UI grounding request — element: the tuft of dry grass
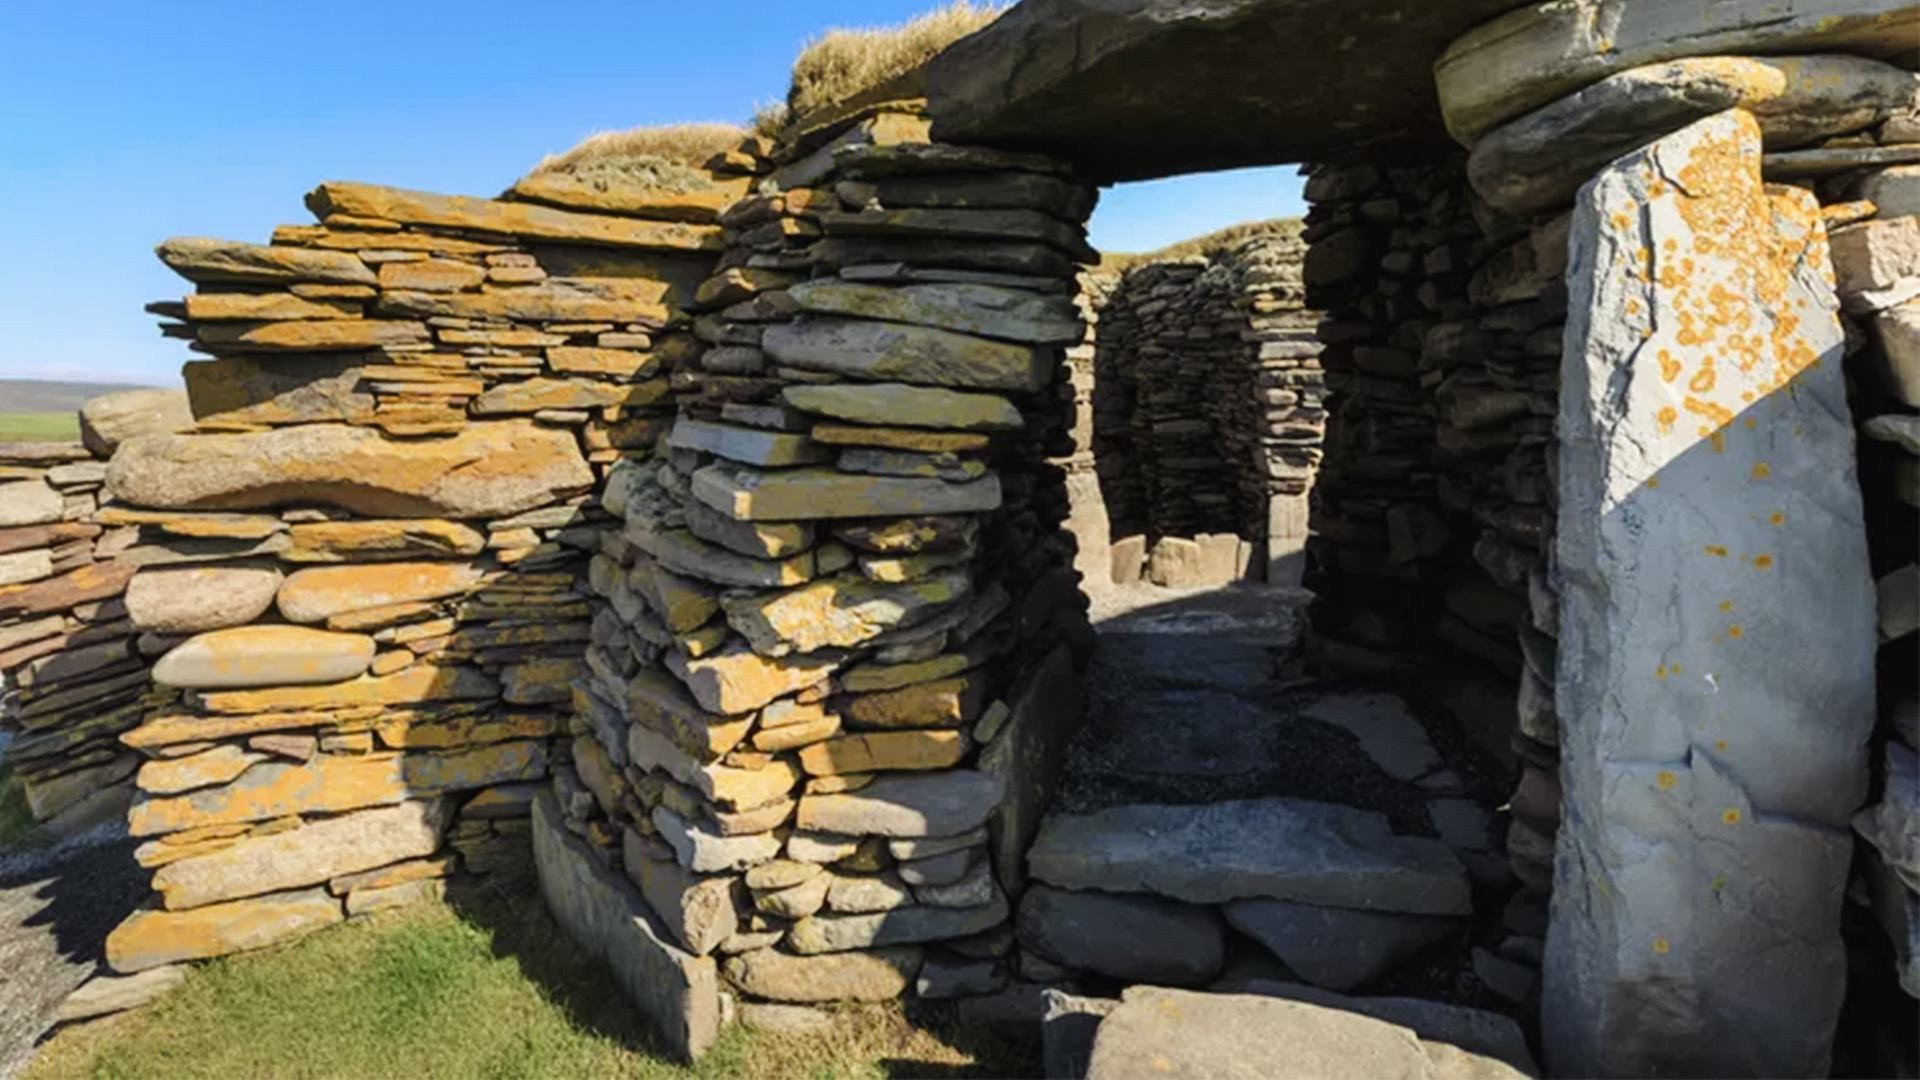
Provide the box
[524,123,748,192]
[1097,217,1305,274]
[788,2,1007,124]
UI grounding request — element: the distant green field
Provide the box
[0,412,80,443]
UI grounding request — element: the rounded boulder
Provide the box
[152,625,376,689]
[126,563,284,633]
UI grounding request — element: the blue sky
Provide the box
[0,1,1304,389]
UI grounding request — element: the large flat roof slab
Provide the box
[925,0,1533,183]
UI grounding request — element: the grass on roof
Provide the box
[25,874,1035,1080]
[523,123,748,192]
[1096,217,1305,274]
[788,2,1007,125]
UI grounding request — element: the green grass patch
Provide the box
[25,876,1034,1080]
[0,761,36,849]
[0,412,80,443]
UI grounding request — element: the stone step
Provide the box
[1026,798,1471,916]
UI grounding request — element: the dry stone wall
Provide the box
[543,105,1097,1053]
[87,151,745,975]
[1087,233,1323,588]
[1,442,144,838]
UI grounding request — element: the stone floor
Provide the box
[1041,581,1524,1009]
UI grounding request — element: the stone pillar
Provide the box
[1546,109,1875,1078]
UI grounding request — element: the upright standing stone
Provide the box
[1549,109,1874,1079]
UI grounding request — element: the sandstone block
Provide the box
[625,833,739,957]
[1225,898,1459,993]
[627,667,755,763]
[628,526,814,589]
[843,675,985,730]
[194,319,430,353]
[667,418,832,468]
[78,388,193,457]
[473,377,668,415]
[136,745,267,796]
[1027,799,1470,915]
[682,499,812,561]
[532,792,720,1062]
[126,563,283,633]
[1873,299,1920,407]
[0,480,63,528]
[108,420,594,519]
[628,723,800,811]
[797,770,1003,838]
[277,561,486,623]
[154,800,447,910]
[798,730,967,776]
[282,520,486,562]
[307,181,724,253]
[691,464,1001,522]
[766,313,1053,393]
[666,642,839,715]
[1831,215,1920,311]
[157,237,377,285]
[722,947,920,1003]
[107,888,344,973]
[652,805,782,873]
[376,258,486,292]
[721,570,968,657]
[152,625,376,689]
[786,891,1008,955]
[782,383,1023,431]
[510,172,752,223]
[181,354,374,428]
[190,663,499,715]
[53,966,186,1023]
[1017,884,1225,986]
[809,424,990,454]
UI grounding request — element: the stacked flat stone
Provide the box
[562,115,1097,1014]
[1428,6,1919,1074]
[1088,233,1322,588]
[1825,120,1920,1003]
[96,151,745,974]
[0,440,143,837]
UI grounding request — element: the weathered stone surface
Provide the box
[691,464,1001,523]
[625,836,739,957]
[283,519,487,562]
[126,563,283,633]
[1027,799,1470,915]
[152,625,376,688]
[0,562,135,617]
[652,805,783,873]
[511,172,752,223]
[0,480,63,528]
[1238,982,1538,1075]
[843,654,973,694]
[1017,884,1225,986]
[194,319,430,353]
[1548,111,1873,1080]
[627,667,754,763]
[783,383,1023,431]
[667,643,839,715]
[108,421,594,518]
[181,354,374,428]
[843,675,985,730]
[1085,987,1531,1080]
[629,526,814,589]
[154,800,447,910]
[1224,898,1458,992]
[380,287,668,324]
[810,425,990,454]
[797,770,1004,838]
[722,571,968,657]
[816,208,1095,263]
[723,947,921,1003]
[53,966,187,1023]
[79,388,193,457]
[548,346,659,379]
[376,258,487,292]
[979,645,1081,895]
[667,418,830,468]
[1469,55,1920,215]
[1435,0,1920,145]
[136,745,267,795]
[307,182,723,252]
[0,549,53,587]
[1832,216,1920,312]
[157,237,377,285]
[1853,165,1920,220]
[278,561,485,623]
[532,792,720,1062]
[1299,693,1440,782]
[629,724,799,812]
[127,740,537,835]
[787,891,1008,954]
[799,730,968,776]
[191,663,500,715]
[925,0,1528,183]
[767,314,1055,396]
[682,499,813,561]
[787,282,1075,354]
[473,377,668,415]
[107,888,344,974]
[1876,299,1920,407]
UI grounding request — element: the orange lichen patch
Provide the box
[1722,808,1743,825]
[1656,770,1678,790]
[1743,416,1758,429]
[1656,406,1678,433]
[1656,665,1669,680]
[1751,463,1772,479]
[1770,513,1785,526]
[1715,739,1729,751]
[1704,545,1729,557]
[1670,664,1681,675]
[1719,600,1735,613]
[1654,937,1671,955]
[1645,477,1660,489]
[1753,555,1774,569]
[1728,625,1745,639]
[1657,350,1681,382]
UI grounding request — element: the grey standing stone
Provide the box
[1016,884,1225,986]
[1549,110,1874,1079]
[531,792,720,1062]
[1026,799,1470,915]
[1084,987,1531,1080]
[1223,898,1459,993]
